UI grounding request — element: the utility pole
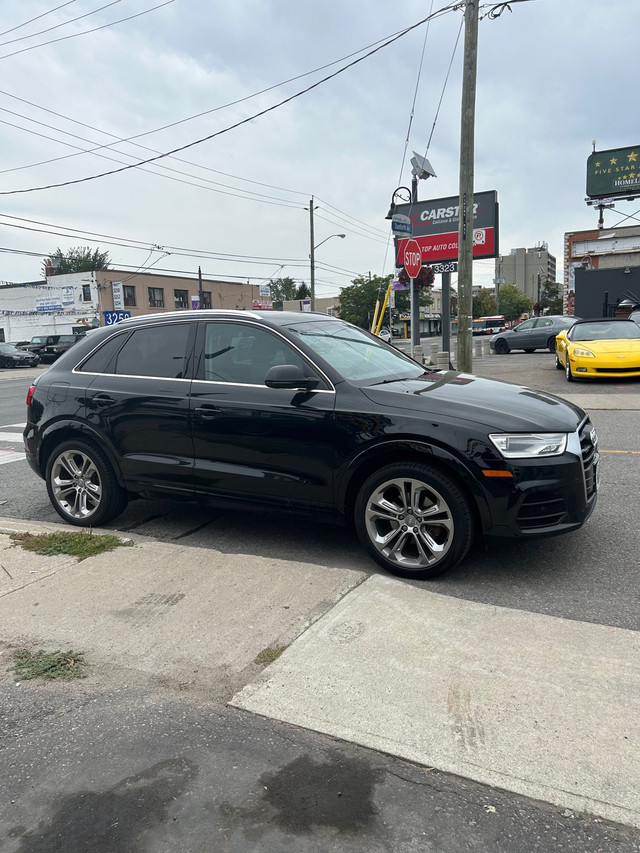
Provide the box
[198,265,204,309]
[456,0,479,374]
[308,197,316,311]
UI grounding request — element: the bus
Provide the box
[451,316,508,336]
[472,315,508,335]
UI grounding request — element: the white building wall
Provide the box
[0,272,100,342]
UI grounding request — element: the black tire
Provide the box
[353,462,474,580]
[45,440,128,527]
[547,336,557,353]
[565,359,574,382]
[494,338,509,355]
[523,348,535,354]
[0,358,13,368]
[555,353,563,370]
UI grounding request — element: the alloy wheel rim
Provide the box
[364,476,454,569]
[51,450,102,519]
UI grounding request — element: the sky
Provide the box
[0,0,638,301]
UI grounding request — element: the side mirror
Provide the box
[265,364,319,390]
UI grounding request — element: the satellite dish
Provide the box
[410,152,437,180]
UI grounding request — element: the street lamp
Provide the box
[310,233,345,311]
[385,186,412,220]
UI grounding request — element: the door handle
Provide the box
[194,404,220,418]
[90,393,115,408]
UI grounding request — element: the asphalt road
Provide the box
[2,356,640,851]
[2,355,639,631]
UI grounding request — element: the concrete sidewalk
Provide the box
[1,517,639,829]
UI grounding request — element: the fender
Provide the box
[37,418,126,485]
[336,437,492,529]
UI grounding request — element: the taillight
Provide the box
[26,385,35,408]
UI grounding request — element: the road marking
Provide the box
[0,448,25,465]
[599,450,640,455]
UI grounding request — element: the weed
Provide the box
[254,645,288,666]
[10,649,87,681]
[10,531,131,562]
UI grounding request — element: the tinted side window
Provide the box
[113,325,190,378]
[200,322,310,385]
[78,333,128,373]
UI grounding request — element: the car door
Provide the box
[530,317,555,348]
[189,320,338,510]
[510,318,536,349]
[83,321,197,496]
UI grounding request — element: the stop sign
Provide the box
[403,239,422,278]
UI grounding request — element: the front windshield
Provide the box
[287,319,425,384]
[570,322,640,342]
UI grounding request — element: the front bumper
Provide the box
[481,417,598,539]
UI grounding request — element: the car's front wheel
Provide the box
[45,440,128,526]
[547,336,557,353]
[555,353,564,370]
[354,463,474,579]
[565,359,574,382]
[494,338,509,355]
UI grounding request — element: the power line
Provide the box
[0,0,125,48]
[0,2,461,196]
[0,1,81,38]
[0,0,175,60]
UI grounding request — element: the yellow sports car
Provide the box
[555,318,640,381]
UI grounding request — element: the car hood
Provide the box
[360,370,585,432]
[570,338,640,354]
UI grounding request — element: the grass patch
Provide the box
[10,531,130,562]
[10,648,87,681]
[254,644,288,666]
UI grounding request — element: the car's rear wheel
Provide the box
[45,440,128,526]
[494,338,509,354]
[547,336,557,353]
[354,463,474,579]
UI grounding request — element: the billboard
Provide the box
[393,190,499,267]
[586,145,640,200]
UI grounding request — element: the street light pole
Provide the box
[309,225,345,312]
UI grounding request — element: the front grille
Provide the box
[517,490,567,529]
[580,417,598,499]
[595,366,640,373]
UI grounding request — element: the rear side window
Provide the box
[78,333,129,374]
[113,324,190,378]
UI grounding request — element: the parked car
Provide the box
[21,333,85,363]
[490,316,579,354]
[555,317,640,381]
[24,310,598,580]
[630,310,640,327]
[377,326,392,343]
[0,343,40,368]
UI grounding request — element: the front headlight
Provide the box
[489,433,568,458]
[571,347,595,358]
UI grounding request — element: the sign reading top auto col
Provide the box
[393,190,499,267]
[586,145,640,200]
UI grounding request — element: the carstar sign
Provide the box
[393,190,499,266]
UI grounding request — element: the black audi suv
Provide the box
[23,310,599,579]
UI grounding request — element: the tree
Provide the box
[540,280,563,315]
[338,274,400,329]
[268,277,309,310]
[472,287,498,318]
[43,247,110,276]
[497,283,532,323]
